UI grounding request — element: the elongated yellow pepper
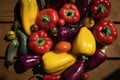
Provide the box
[72,27,96,56]
[20,0,39,35]
[42,51,76,73]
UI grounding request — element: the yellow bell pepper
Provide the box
[20,0,39,35]
[42,51,76,73]
[72,27,96,56]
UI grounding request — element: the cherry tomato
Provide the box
[57,19,65,27]
[55,41,71,52]
[31,24,39,32]
[82,72,89,80]
[83,17,95,28]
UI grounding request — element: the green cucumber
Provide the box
[16,29,28,57]
[5,40,19,68]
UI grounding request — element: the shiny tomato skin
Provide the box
[57,19,65,27]
[55,41,71,52]
[82,72,89,80]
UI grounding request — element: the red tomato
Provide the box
[55,41,71,52]
[57,19,65,27]
[82,72,89,80]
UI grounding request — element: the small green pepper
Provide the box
[6,30,16,41]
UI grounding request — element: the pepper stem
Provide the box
[81,56,88,60]
[98,4,106,13]
[102,26,111,36]
[41,14,50,24]
[36,38,45,46]
[66,9,74,18]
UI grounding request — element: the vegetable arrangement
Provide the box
[5,0,118,80]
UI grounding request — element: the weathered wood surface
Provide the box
[0,0,120,80]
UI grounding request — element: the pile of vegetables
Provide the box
[5,0,118,80]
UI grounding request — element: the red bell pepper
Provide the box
[59,3,80,24]
[28,30,53,54]
[93,19,118,45]
[89,0,111,19]
[37,8,59,30]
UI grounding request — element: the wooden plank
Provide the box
[0,59,33,80]
[88,60,120,80]
[107,0,120,21]
[0,0,17,22]
[0,0,120,22]
[0,23,12,57]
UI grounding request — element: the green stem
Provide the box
[36,38,45,46]
[66,9,74,18]
[102,26,111,36]
[98,4,106,13]
[81,56,88,60]
[41,14,50,24]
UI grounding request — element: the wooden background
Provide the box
[0,0,120,80]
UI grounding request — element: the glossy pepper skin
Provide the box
[85,48,107,71]
[42,51,76,73]
[20,54,41,70]
[37,8,59,30]
[93,19,118,45]
[28,30,53,54]
[59,3,80,24]
[89,0,111,19]
[72,27,96,56]
[20,0,39,35]
[62,59,85,80]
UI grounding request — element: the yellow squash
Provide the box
[72,27,96,56]
[20,0,39,35]
[42,51,76,73]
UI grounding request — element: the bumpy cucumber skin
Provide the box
[5,40,19,68]
[16,30,28,57]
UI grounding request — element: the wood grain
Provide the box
[0,0,17,22]
[0,59,33,80]
[0,23,12,57]
[88,60,120,80]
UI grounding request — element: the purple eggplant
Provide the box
[85,48,107,71]
[75,0,88,16]
[49,0,69,9]
[58,26,80,40]
[20,53,41,70]
[62,59,85,80]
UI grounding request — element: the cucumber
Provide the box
[16,29,28,57]
[5,40,19,68]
